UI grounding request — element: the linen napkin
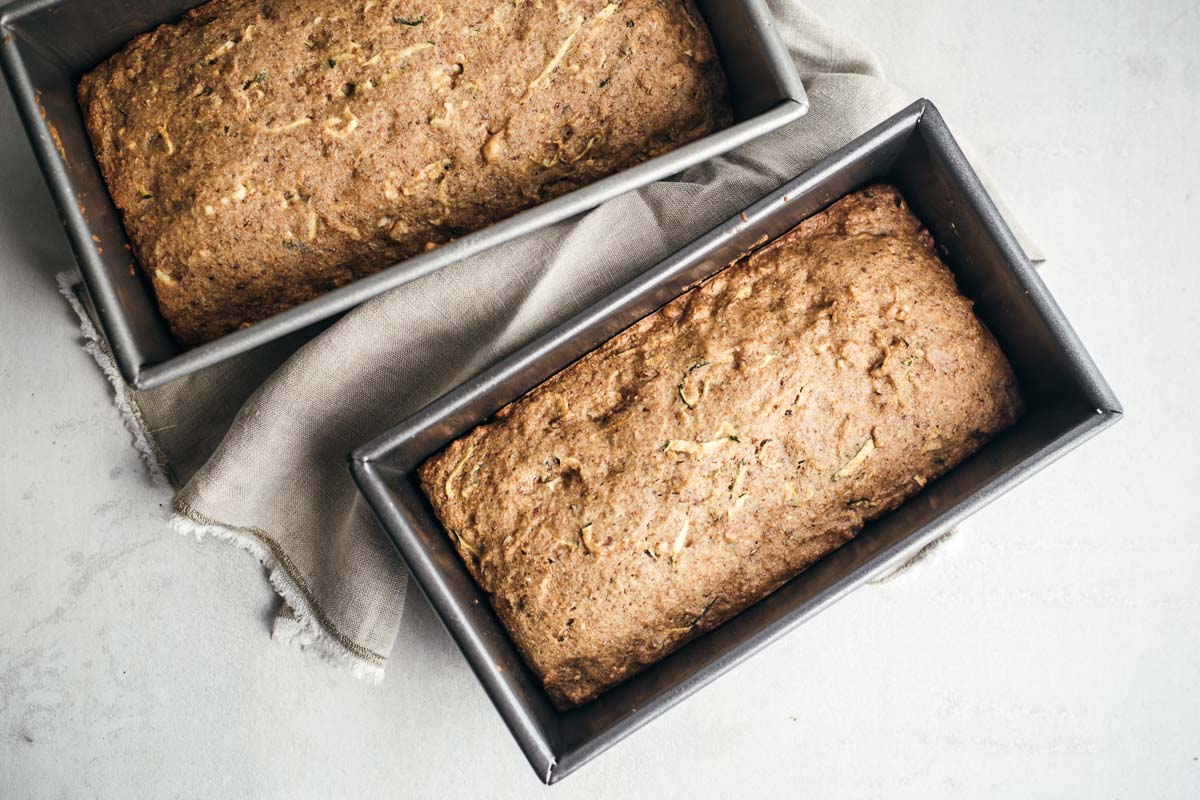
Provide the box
[61,1,1040,680]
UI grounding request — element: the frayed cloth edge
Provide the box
[168,511,386,683]
[59,271,386,683]
[57,272,173,488]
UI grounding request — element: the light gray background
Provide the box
[2,1,1197,797]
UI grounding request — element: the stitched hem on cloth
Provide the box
[58,272,390,682]
[171,503,389,680]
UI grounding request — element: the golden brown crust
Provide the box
[418,185,1023,708]
[78,0,730,345]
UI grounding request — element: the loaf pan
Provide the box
[0,0,807,389]
[350,99,1123,784]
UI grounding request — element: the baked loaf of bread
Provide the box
[418,185,1022,708]
[78,0,730,345]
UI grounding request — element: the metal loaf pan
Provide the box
[353,99,1121,784]
[0,0,807,389]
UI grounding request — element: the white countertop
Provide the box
[2,1,1197,796]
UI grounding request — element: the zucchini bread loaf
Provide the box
[78,0,730,345]
[418,185,1022,708]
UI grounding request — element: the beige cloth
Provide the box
[64,2,1038,679]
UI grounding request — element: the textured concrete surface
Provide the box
[1,1,1198,797]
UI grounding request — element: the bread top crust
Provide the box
[419,185,1022,707]
[79,0,730,344]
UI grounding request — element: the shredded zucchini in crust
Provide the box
[671,520,689,559]
[663,434,738,455]
[522,15,585,99]
[261,117,312,134]
[833,434,875,482]
[323,112,360,139]
[677,361,711,408]
[665,595,718,634]
[449,529,480,560]
[442,441,477,498]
